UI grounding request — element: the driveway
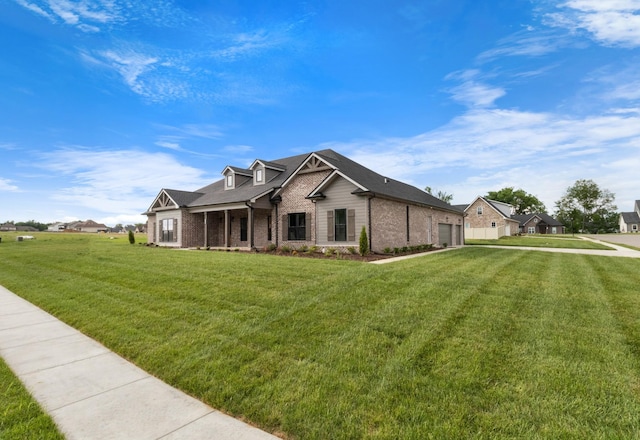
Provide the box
[583,234,640,248]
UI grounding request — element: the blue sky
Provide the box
[1,0,639,226]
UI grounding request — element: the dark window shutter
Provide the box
[173,218,178,242]
[347,209,356,241]
[305,212,311,241]
[282,214,288,239]
[327,210,334,242]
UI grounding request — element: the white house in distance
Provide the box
[619,200,640,233]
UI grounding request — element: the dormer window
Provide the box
[226,174,234,189]
[255,168,263,184]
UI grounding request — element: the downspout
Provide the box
[368,195,374,252]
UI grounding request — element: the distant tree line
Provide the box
[2,220,49,231]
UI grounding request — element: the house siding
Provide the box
[278,170,332,248]
[315,177,367,248]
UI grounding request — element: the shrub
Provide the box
[384,247,392,254]
[308,245,318,253]
[128,230,135,245]
[359,226,369,256]
[347,246,357,255]
[280,245,291,253]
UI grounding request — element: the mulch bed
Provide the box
[258,247,442,262]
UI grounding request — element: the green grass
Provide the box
[0,358,64,439]
[465,234,614,249]
[2,233,640,438]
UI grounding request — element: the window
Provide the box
[255,169,263,183]
[288,213,306,240]
[226,174,233,188]
[633,224,638,231]
[465,222,470,228]
[267,215,272,241]
[334,209,347,241]
[528,226,536,234]
[477,206,483,215]
[160,218,175,242]
[240,217,248,241]
[491,221,496,228]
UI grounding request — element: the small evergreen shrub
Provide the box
[128,230,135,244]
[359,226,369,256]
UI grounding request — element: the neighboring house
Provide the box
[69,220,109,233]
[144,149,465,252]
[0,223,17,231]
[619,200,640,233]
[47,222,66,232]
[511,213,565,234]
[16,225,38,232]
[463,197,520,239]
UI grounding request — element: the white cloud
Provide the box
[38,147,212,216]
[477,29,573,61]
[326,107,640,210]
[547,0,640,47]
[0,177,20,192]
[448,81,506,108]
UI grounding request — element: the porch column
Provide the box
[224,210,230,248]
[247,206,254,248]
[203,212,208,248]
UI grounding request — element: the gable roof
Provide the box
[465,196,516,219]
[145,149,461,214]
[621,211,640,224]
[511,213,563,226]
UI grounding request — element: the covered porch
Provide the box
[187,203,274,250]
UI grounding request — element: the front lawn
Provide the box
[1,233,640,438]
[465,235,614,249]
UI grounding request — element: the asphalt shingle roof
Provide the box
[162,149,460,213]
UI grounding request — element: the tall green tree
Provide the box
[554,179,616,233]
[486,187,546,214]
[424,186,454,204]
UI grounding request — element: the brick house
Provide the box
[511,213,565,234]
[463,196,520,239]
[144,149,464,252]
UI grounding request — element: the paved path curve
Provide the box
[0,285,279,440]
[473,236,640,259]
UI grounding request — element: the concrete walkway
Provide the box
[474,236,640,259]
[0,285,279,440]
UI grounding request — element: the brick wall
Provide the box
[370,198,464,251]
[278,170,331,248]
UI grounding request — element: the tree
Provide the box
[424,186,454,204]
[486,187,546,214]
[554,179,616,233]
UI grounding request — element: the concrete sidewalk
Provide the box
[0,285,279,440]
[475,236,640,259]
